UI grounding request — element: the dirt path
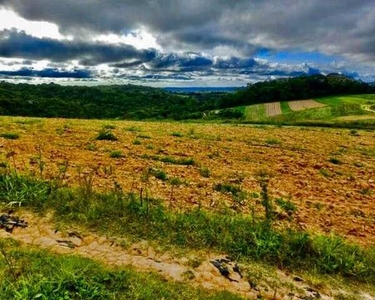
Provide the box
[0,211,371,300]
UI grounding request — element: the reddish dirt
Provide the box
[288,100,325,111]
[265,102,282,116]
[0,116,374,246]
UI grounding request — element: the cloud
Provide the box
[0,67,91,78]
[2,0,375,64]
[0,29,157,65]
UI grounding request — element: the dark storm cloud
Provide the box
[0,29,157,65]
[1,0,375,62]
[0,67,91,78]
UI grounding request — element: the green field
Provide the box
[240,94,375,128]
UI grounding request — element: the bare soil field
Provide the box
[288,100,326,111]
[0,116,374,245]
[265,102,282,117]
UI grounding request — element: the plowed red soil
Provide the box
[265,102,282,116]
[288,100,325,111]
[1,116,374,245]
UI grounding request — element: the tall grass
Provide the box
[0,172,374,282]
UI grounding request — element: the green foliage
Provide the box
[275,198,297,213]
[96,130,118,141]
[0,240,239,300]
[0,132,20,140]
[329,157,343,165]
[1,75,372,122]
[199,167,211,178]
[150,168,168,181]
[132,139,141,145]
[214,183,241,196]
[109,150,123,158]
[102,124,116,129]
[171,132,184,137]
[265,138,281,145]
[143,155,195,166]
[1,172,375,282]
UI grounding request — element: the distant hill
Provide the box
[164,87,242,93]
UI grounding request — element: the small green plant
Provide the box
[328,157,342,165]
[86,143,97,151]
[133,139,141,145]
[125,126,141,132]
[96,130,118,141]
[0,133,19,140]
[350,129,359,136]
[214,183,241,196]
[160,156,195,166]
[138,134,151,139]
[171,132,183,137]
[199,167,211,178]
[150,168,168,181]
[109,150,123,158]
[319,168,331,177]
[275,198,297,213]
[102,124,116,129]
[265,138,281,145]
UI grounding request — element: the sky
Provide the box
[0,0,375,87]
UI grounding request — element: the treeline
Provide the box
[0,82,210,120]
[0,74,373,120]
[217,74,373,109]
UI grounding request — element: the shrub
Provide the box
[96,130,118,141]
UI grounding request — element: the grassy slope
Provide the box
[1,172,375,285]
[0,239,240,300]
[238,94,375,128]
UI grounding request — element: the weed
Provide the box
[319,169,332,178]
[150,168,168,181]
[138,134,151,139]
[96,130,118,141]
[1,172,375,282]
[86,143,97,151]
[125,126,141,132]
[160,156,195,166]
[199,167,211,178]
[171,132,184,137]
[350,129,359,136]
[0,240,240,300]
[265,138,281,145]
[0,133,19,140]
[275,198,297,213]
[102,124,116,129]
[109,150,124,158]
[214,183,241,196]
[353,162,364,168]
[133,139,141,145]
[329,157,342,165]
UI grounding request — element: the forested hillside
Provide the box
[0,74,373,120]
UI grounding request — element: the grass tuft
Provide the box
[0,132,20,140]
